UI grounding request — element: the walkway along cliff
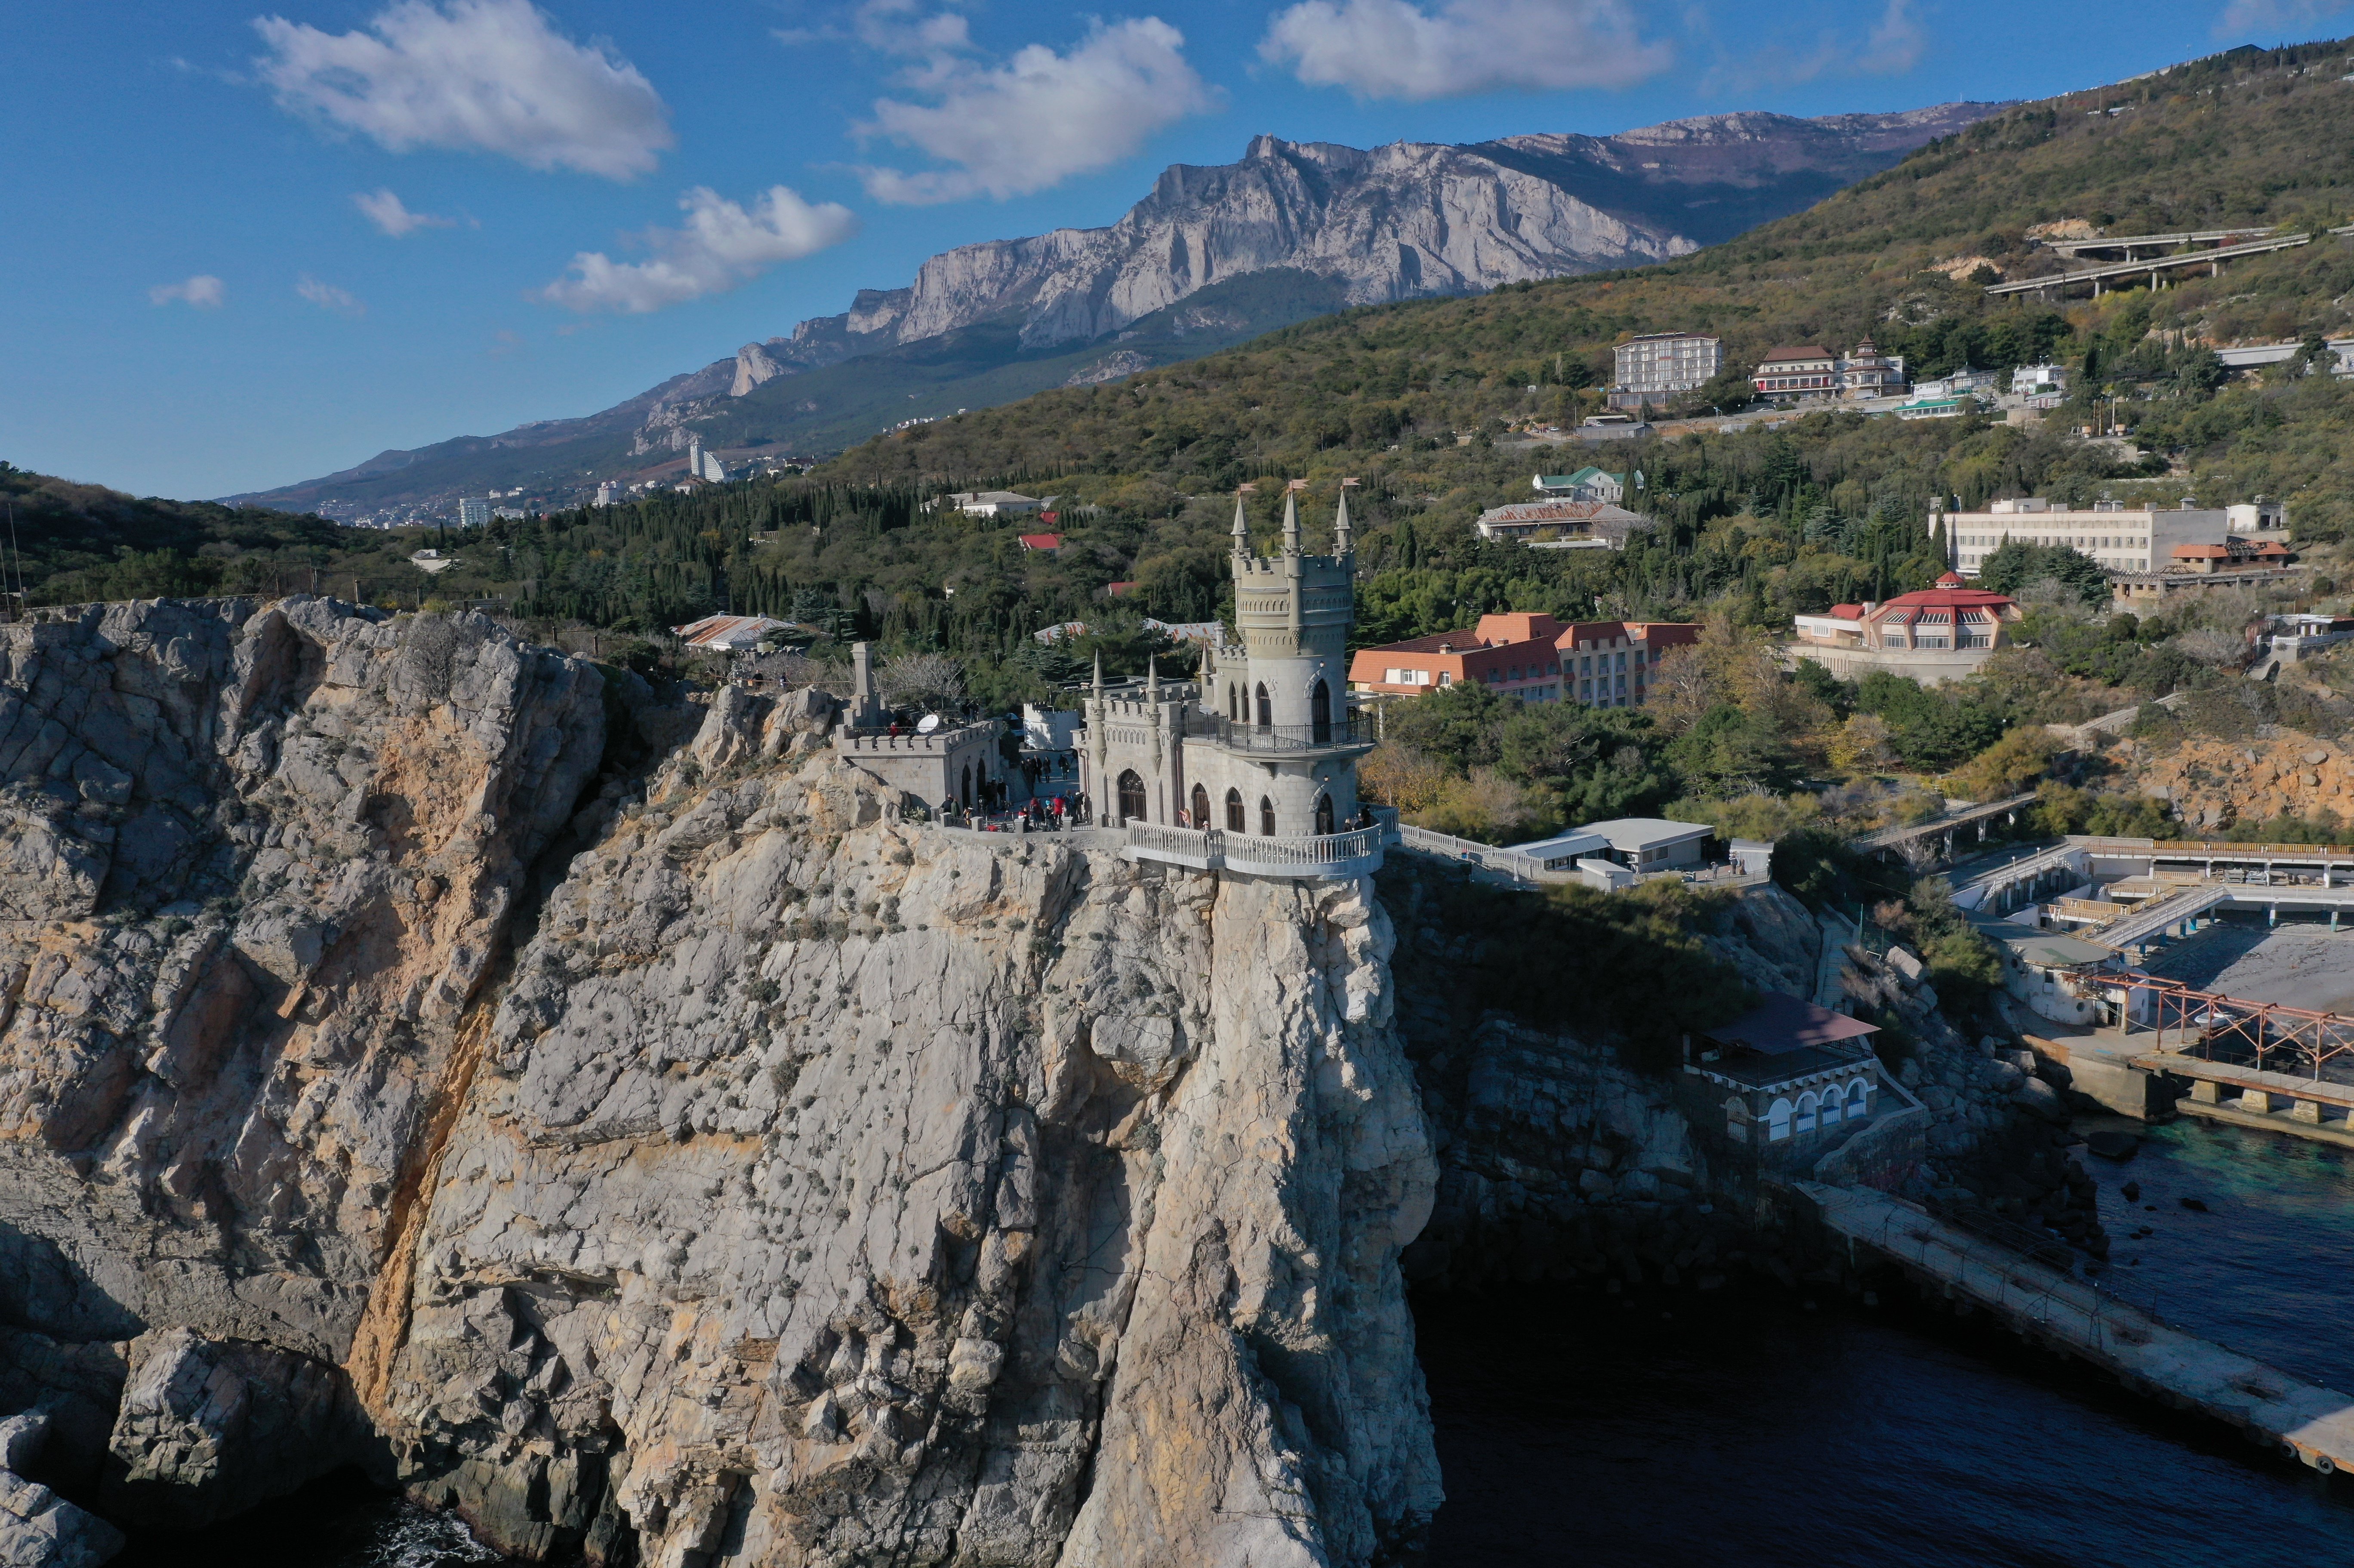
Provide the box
[0,597,1437,1565]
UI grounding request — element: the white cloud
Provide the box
[1693,0,1932,93]
[539,185,861,313]
[1858,0,1926,75]
[854,18,1218,205]
[253,0,673,179]
[2217,0,2353,32]
[297,275,367,316]
[354,187,456,236]
[1259,0,1670,100]
[149,275,225,308]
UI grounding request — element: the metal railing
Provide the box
[1123,821,1383,876]
[1179,712,1371,753]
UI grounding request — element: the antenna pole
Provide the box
[5,501,22,616]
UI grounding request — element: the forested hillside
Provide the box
[813,39,2354,529]
[15,40,2354,875]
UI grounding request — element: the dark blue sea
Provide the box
[1417,1116,2354,1566]
[128,1119,2354,1566]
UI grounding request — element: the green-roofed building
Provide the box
[1532,467,1625,503]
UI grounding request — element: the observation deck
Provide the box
[1120,821,1385,880]
[1179,711,1375,757]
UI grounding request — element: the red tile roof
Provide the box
[1017,533,1064,551]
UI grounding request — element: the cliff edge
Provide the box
[0,602,1437,1565]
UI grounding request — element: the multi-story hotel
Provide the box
[1944,496,2289,578]
[1607,333,1722,409]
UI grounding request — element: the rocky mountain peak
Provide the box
[222,99,2002,515]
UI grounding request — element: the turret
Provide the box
[1334,479,1356,559]
[1231,485,1254,561]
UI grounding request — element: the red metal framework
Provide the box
[2099,973,2354,1080]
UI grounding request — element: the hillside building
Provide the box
[1752,345,1838,399]
[943,491,1045,517]
[673,614,793,651]
[1838,337,1905,396]
[1076,485,1382,880]
[1789,574,2023,683]
[1914,366,2001,400]
[456,498,491,527]
[1753,341,1908,402]
[1607,333,1721,409]
[1475,498,1650,548]
[1943,496,2290,578]
[1533,467,1626,503]
[2169,537,2293,573]
[1346,613,1698,708]
[1688,993,1888,1147]
[684,437,727,485]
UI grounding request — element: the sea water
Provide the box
[1415,1115,2354,1565]
[140,1121,2354,1566]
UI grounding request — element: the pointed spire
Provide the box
[1146,652,1160,699]
[1092,648,1104,699]
[1282,487,1301,554]
[1231,483,1255,557]
[1334,478,1357,556]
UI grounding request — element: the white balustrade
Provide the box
[1121,822,1383,878]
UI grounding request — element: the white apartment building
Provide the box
[456,498,491,527]
[1608,333,1721,409]
[1944,496,2286,577]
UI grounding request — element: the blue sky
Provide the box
[5,0,2348,499]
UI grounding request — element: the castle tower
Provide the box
[1076,480,1379,878]
[1228,481,1354,736]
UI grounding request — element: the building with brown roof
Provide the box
[1475,498,1651,548]
[1787,573,2022,683]
[1347,613,1698,708]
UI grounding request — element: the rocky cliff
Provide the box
[225,104,1997,516]
[0,602,1438,1565]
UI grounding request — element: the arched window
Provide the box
[1313,793,1334,836]
[1848,1079,1871,1118]
[1117,770,1148,826]
[1819,1091,1842,1127]
[1795,1092,1818,1135]
[960,764,971,806]
[1254,683,1271,728]
[1225,788,1246,832]
[1190,783,1210,829]
[1766,1099,1792,1142]
[1259,796,1276,836]
[1311,678,1332,744]
[1227,683,1239,721]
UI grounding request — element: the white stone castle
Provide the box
[1078,483,1382,880]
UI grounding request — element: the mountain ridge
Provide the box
[224,102,1999,517]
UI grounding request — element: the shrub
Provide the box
[1376,866,1753,1075]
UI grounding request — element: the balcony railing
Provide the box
[1179,712,1371,753]
[1122,822,1384,879]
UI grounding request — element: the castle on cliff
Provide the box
[1078,483,1382,880]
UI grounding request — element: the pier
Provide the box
[1802,1182,2354,1475]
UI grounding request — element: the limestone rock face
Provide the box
[373,718,1439,1565]
[103,1328,363,1531]
[0,601,607,1365]
[0,604,1437,1562]
[0,1471,124,1568]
